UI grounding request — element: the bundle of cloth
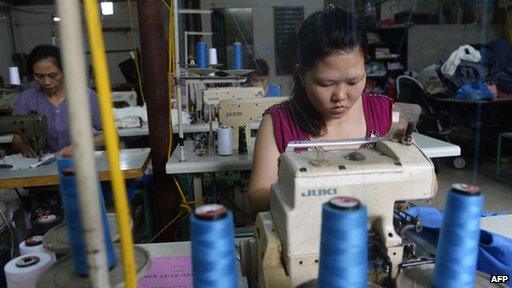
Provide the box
[439,38,512,100]
[114,105,148,128]
[114,105,191,128]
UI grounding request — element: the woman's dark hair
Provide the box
[249,59,270,77]
[291,6,367,137]
[26,45,62,75]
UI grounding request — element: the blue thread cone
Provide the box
[433,183,483,288]
[318,197,368,288]
[196,42,208,69]
[191,204,237,288]
[232,42,243,70]
[57,156,117,276]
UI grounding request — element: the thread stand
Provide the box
[223,69,253,77]
[43,213,132,255]
[185,67,219,76]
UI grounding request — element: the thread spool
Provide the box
[19,236,56,262]
[9,67,20,85]
[4,253,54,288]
[209,48,218,65]
[318,197,368,288]
[56,155,117,276]
[32,214,60,235]
[433,183,483,288]
[232,42,243,70]
[217,125,233,156]
[238,126,247,154]
[196,42,208,69]
[191,204,237,288]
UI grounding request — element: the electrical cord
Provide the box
[127,0,146,105]
[147,210,183,243]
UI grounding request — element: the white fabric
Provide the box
[114,105,191,128]
[171,108,191,126]
[441,45,481,76]
[114,105,148,128]
[0,153,54,170]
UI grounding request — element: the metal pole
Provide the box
[56,1,110,287]
[137,0,179,240]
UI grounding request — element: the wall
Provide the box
[200,0,324,96]
[408,24,503,72]
[7,2,140,87]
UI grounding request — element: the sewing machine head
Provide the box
[246,104,440,287]
[269,139,435,285]
[0,114,48,154]
[202,87,265,106]
[218,96,288,150]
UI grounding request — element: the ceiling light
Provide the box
[52,16,61,22]
[101,1,114,16]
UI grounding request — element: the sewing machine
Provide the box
[218,96,288,151]
[202,87,265,106]
[239,104,443,287]
[111,91,137,108]
[200,87,265,155]
[0,114,47,154]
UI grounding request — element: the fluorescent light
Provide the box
[52,16,61,22]
[101,1,114,16]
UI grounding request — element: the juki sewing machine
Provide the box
[0,114,47,155]
[239,104,447,287]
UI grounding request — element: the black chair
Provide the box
[396,75,466,169]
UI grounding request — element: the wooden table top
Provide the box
[0,148,150,189]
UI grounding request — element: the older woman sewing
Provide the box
[11,45,103,157]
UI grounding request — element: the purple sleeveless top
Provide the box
[264,92,394,153]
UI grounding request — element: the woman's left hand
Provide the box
[57,145,71,155]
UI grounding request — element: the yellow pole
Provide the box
[82,1,137,287]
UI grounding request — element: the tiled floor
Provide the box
[414,159,512,213]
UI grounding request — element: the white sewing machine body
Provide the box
[248,139,436,287]
[202,87,264,106]
[111,91,137,107]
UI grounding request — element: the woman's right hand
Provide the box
[20,144,37,158]
[12,134,37,158]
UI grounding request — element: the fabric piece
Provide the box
[0,153,53,170]
[264,92,394,153]
[441,45,482,76]
[479,38,512,93]
[138,256,192,288]
[451,60,489,88]
[12,87,102,153]
[171,108,191,126]
[456,82,494,101]
[416,64,449,95]
[407,206,444,229]
[407,206,512,285]
[114,105,148,128]
[266,83,281,97]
